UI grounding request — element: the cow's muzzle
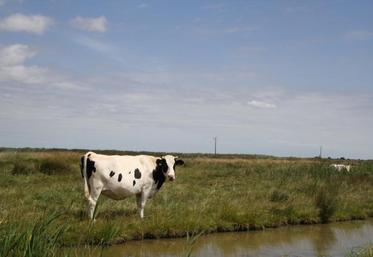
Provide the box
[168,176,175,181]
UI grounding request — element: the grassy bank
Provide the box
[0,149,373,250]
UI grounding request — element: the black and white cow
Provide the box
[330,164,351,172]
[80,152,184,219]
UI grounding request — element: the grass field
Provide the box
[0,148,373,256]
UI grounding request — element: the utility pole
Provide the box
[213,136,217,155]
[319,145,322,158]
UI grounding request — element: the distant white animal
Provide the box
[80,152,184,219]
[330,164,351,172]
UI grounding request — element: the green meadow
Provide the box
[0,148,373,256]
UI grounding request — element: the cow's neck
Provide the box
[152,166,166,190]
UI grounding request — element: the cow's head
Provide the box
[156,155,184,181]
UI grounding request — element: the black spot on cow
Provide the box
[109,171,115,177]
[133,180,136,186]
[86,158,96,179]
[88,153,91,157]
[80,156,84,178]
[118,173,122,182]
[152,158,168,190]
[134,168,141,179]
[156,158,168,172]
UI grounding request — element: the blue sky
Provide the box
[0,0,373,158]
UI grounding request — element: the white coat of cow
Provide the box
[330,164,351,172]
[80,152,184,219]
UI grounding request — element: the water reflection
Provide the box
[85,219,373,257]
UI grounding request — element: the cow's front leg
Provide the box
[136,191,149,219]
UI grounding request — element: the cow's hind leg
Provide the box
[136,191,149,219]
[87,185,103,220]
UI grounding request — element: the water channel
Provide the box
[85,219,373,257]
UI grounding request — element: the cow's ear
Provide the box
[156,158,162,166]
[156,158,167,166]
[175,159,184,166]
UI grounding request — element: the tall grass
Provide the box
[39,156,73,175]
[0,212,122,257]
[270,190,289,203]
[0,213,68,257]
[11,155,39,175]
[183,231,204,257]
[315,184,339,223]
[7,152,77,176]
[0,149,372,247]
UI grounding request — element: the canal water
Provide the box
[86,219,373,257]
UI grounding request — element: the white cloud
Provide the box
[0,44,84,89]
[0,44,37,66]
[0,44,48,84]
[247,100,277,109]
[1,62,373,158]
[120,70,257,86]
[74,36,127,65]
[0,13,54,34]
[0,64,48,84]
[70,16,107,32]
[345,30,373,41]
[75,36,113,53]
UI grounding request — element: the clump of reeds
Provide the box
[347,245,373,257]
[39,156,73,175]
[270,190,289,203]
[0,213,68,257]
[315,185,339,223]
[11,155,39,175]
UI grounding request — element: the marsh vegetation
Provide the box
[0,148,372,256]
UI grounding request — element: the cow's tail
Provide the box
[81,152,92,199]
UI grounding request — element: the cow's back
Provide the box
[87,153,156,199]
